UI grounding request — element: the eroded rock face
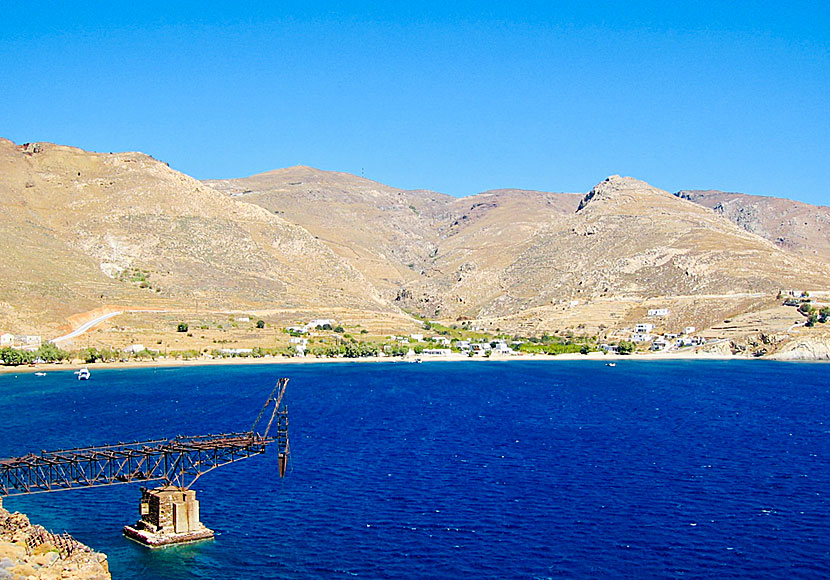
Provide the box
[676,189,830,263]
[769,337,830,360]
[0,499,110,580]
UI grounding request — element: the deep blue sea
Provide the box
[1,360,828,579]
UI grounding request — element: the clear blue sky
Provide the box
[2,1,828,203]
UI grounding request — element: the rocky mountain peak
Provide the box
[576,175,663,211]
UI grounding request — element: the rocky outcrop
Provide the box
[676,189,830,263]
[0,498,110,580]
[768,337,830,361]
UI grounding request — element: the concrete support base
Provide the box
[123,486,214,548]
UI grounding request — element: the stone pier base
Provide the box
[123,486,214,548]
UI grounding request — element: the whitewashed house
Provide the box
[683,326,696,335]
[492,341,515,355]
[0,333,13,347]
[648,308,669,317]
[650,338,669,351]
[635,323,654,333]
[305,319,336,331]
[17,335,41,348]
[631,333,653,343]
[424,348,452,356]
[124,344,146,354]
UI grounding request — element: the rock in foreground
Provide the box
[0,498,110,580]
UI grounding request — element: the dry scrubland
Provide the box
[1,137,830,359]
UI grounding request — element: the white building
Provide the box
[431,336,451,346]
[631,333,653,343]
[424,348,452,356]
[0,333,13,347]
[16,335,41,348]
[456,341,471,351]
[492,341,515,355]
[237,316,250,323]
[124,344,146,354]
[648,308,670,317]
[289,337,308,346]
[650,339,669,351]
[305,319,336,330]
[683,326,696,335]
[635,323,654,333]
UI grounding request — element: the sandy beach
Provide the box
[0,349,745,376]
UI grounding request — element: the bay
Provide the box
[1,360,828,579]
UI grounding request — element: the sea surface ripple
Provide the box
[0,360,828,579]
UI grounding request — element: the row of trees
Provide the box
[0,342,71,366]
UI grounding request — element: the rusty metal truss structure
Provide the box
[0,378,290,497]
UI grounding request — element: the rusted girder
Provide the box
[0,379,290,497]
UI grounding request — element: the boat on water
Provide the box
[606,362,616,367]
[75,368,91,380]
[34,372,47,377]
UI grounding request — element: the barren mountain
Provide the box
[208,167,829,336]
[205,167,454,294]
[676,190,830,263]
[0,139,391,335]
[207,169,583,306]
[397,176,830,332]
[3,137,829,344]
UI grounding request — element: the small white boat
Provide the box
[34,372,47,377]
[75,368,91,380]
[606,362,616,367]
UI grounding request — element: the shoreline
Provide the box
[0,350,756,375]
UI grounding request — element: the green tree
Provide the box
[617,341,635,355]
[1,347,31,366]
[334,325,345,333]
[256,320,265,329]
[36,342,69,363]
[80,347,100,363]
[177,322,189,332]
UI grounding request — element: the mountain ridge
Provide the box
[2,137,829,348]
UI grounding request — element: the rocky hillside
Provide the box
[676,190,830,263]
[207,166,830,335]
[208,170,583,305]
[2,136,829,341]
[398,176,830,327]
[206,166,455,294]
[0,139,392,334]
[0,498,110,580]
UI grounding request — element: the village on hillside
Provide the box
[2,290,827,367]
